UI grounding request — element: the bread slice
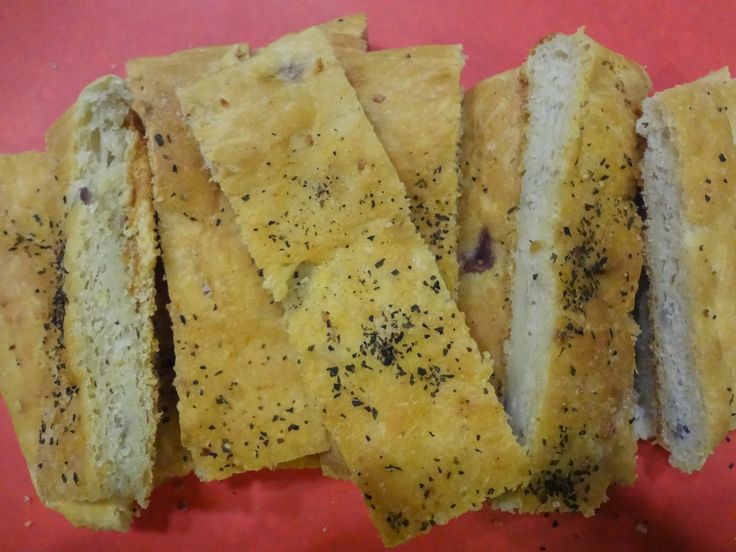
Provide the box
[0,151,140,529]
[636,68,736,471]
[127,44,332,479]
[499,30,651,514]
[341,46,464,294]
[177,26,528,546]
[314,45,464,478]
[33,75,158,509]
[457,68,525,400]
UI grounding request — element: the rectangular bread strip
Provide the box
[637,69,736,471]
[177,26,529,545]
[127,45,331,479]
[457,68,525,400]
[500,30,651,514]
[0,151,138,530]
[341,46,464,294]
[319,45,465,479]
[37,76,159,508]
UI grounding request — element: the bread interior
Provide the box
[65,81,155,503]
[505,35,583,444]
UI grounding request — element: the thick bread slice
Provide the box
[457,68,525,400]
[341,46,464,294]
[500,31,651,514]
[37,76,158,508]
[0,152,135,529]
[177,26,529,546]
[636,68,736,471]
[127,45,331,479]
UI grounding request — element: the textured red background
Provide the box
[1,1,735,551]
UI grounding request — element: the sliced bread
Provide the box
[636,68,736,471]
[36,75,158,508]
[499,30,651,514]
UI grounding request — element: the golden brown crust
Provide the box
[457,68,525,399]
[499,32,651,515]
[127,45,330,480]
[341,46,464,294]
[646,69,736,461]
[177,26,528,545]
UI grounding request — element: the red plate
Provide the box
[1,1,735,550]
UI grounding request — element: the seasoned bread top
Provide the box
[342,46,464,294]
[177,27,413,302]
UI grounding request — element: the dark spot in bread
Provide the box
[79,187,92,205]
[277,61,305,82]
[461,227,494,273]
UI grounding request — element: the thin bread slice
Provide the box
[341,46,464,294]
[34,75,159,508]
[0,152,137,529]
[456,67,525,400]
[127,44,331,479]
[500,30,651,514]
[177,26,529,546]
[636,68,736,471]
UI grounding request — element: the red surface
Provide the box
[1,1,736,550]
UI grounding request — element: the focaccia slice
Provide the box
[36,76,158,509]
[637,68,736,471]
[0,151,140,529]
[127,44,330,479]
[500,31,651,515]
[456,68,525,400]
[318,45,464,478]
[341,46,464,294]
[177,26,528,546]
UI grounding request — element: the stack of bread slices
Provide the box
[1,14,733,547]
